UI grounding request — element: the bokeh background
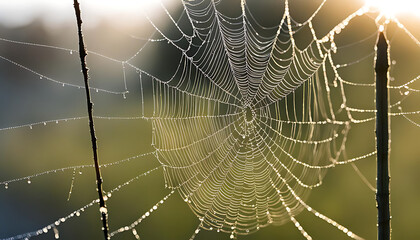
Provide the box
[0,0,420,239]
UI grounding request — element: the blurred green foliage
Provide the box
[1,0,420,239]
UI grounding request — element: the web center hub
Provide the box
[243,106,256,123]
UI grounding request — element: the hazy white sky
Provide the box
[366,0,420,18]
[0,0,160,28]
[0,0,419,28]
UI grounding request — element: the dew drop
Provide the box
[335,27,342,34]
[4,183,8,189]
[331,42,337,53]
[53,227,60,239]
[39,76,43,80]
[27,179,31,184]
[29,125,33,130]
[70,50,73,55]
[99,207,108,214]
[43,122,47,126]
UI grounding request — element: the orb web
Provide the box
[152,0,360,238]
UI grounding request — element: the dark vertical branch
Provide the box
[375,31,390,240]
[73,1,109,239]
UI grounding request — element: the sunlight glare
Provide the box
[365,0,420,18]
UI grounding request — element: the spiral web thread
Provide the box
[0,0,419,239]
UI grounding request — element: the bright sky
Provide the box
[0,0,160,28]
[365,0,420,18]
[0,0,419,28]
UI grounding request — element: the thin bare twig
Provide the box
[73,1,109,239]
[375,31,390,240]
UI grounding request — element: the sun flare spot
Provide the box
[365,0,420,18]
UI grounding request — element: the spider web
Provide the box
[0,0,420,239]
